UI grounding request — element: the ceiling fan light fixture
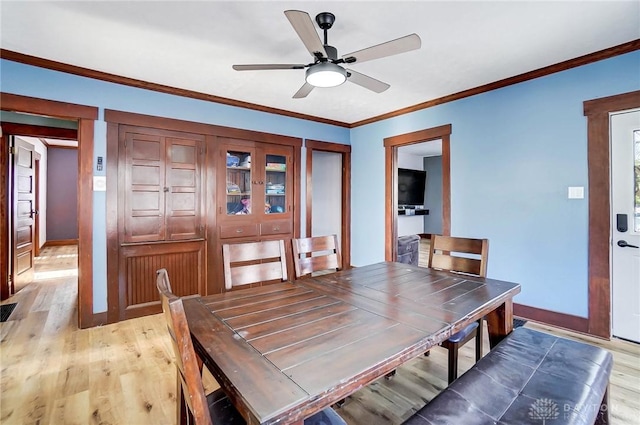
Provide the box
[305,62,347,88]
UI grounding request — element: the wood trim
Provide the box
[384,126,452,261]
[342,151,352,269]
[584,90,640,116]
[441,134,451,236]
[353,39,640,127]
[0,93,96,329]
[91,311,108,327]
[583,90,640,339]
[0,133,8,301]
[1,50,349,128]
[303,140,352,268]
[0,123,77,140]
[77,118,94,329]
[42,239,79,247]
[0,92,98,120]
[104,109,302,147]
[514,303,589,335]
[106,123,119,323]
[205,135,218,296]
[5,41,637,130]
[383,125,452,148]
[305,140,351,153]
[305,145,313,239]
[384,144,397,262]
[293,143,302,240]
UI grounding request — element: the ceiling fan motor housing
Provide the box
[315,12,335,29]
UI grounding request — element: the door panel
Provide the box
[611,109,640,343]
[12,138,36,293]
[124,132,165,243]
[166,138,202,240]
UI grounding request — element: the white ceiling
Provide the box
[17,136,78,148]
[1,1,638,125]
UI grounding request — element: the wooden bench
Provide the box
[404,327,613,425]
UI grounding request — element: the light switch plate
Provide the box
[93,176,106,192]
[568,186,584,199]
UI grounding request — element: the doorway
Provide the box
[583,90,640,339]
[383,125,452,261]
[305,140,351,268]
[6,134,79,295]
[0,93,97,328]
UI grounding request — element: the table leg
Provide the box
[485,299,513,348]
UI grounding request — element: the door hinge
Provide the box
[9,146,16,155]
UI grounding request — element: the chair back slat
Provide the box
[223,240,288,290]
[292,235,342,278]
[157,269,213,425]
[427,235,488,277]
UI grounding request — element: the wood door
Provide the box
[11,138,36,293]
[123,131,166,243]
[166,137,203,240]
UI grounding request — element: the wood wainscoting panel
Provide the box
[118,240,204,320]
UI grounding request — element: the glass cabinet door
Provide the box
[265,153,287,215]
[225,149,253,216]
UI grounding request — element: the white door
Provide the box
[611,109,640,343]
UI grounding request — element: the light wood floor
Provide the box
[1,245,639,424]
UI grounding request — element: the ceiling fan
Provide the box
[232,10,421,98]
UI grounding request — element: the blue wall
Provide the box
[351,51,640,317]
[2,51,639,318]
[0,59,350,313]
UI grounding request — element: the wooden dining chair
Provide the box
[158,268,347,425]
[291,235,342,278]
[427,235,489,384]
[222,240,288,290]
[156,268,244,425]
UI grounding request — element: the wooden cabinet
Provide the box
[106,110,302,323]
[210,137,299,293]
[123,130,204,243]
[115,124,206,321]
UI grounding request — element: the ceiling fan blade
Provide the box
[284,10,327,59]
[233,64,306,71]
[293,82,314,99]
[342,34,421,64]
[346,69,390,93]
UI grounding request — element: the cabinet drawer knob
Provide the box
[273,226,280,231]
[236,229,243,233]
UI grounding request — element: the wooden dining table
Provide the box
[183,261,521,425]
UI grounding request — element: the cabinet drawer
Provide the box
[219,224,259,239]
[260,220,292,236]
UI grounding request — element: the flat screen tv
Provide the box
[398,168,426,207]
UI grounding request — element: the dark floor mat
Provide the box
[513,318,528,328]
[0,303,17,322]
